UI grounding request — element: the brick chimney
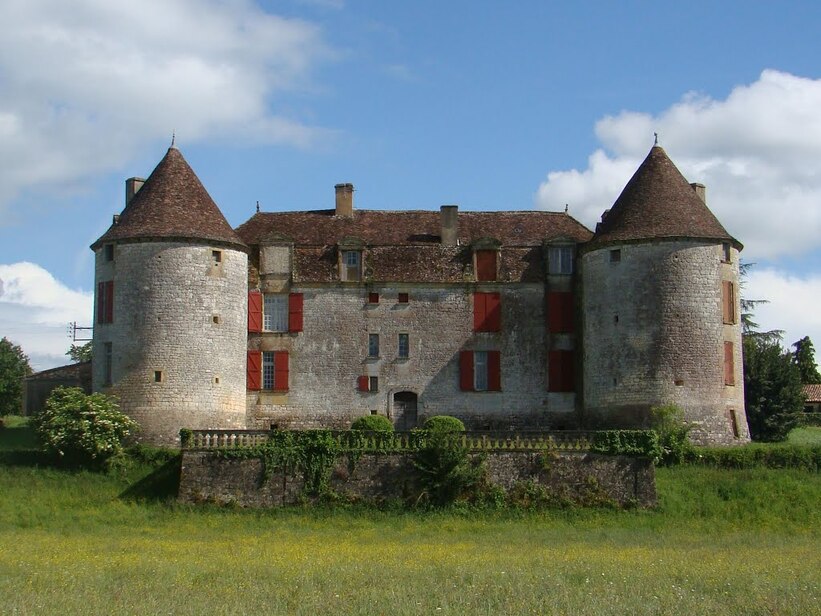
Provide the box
[335,183,354,217]
[440,205,458,246]
[126,177,145,205]
[690,183,706,203]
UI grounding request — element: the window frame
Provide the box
[368,333,380,358]
[547,245,574,275]
[341,250,362,282]
[263,294,288,332]
[398,333,409,359]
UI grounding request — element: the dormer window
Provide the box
[548,245,574,275]
[341,250,361,282]
[475,249,498,281]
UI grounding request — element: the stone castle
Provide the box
[90,143,749,446]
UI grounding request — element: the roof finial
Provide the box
[256,200,260,213]
[171,131,176,148]
[564,203,569,213]
[654,132,659,146]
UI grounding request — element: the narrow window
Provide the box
[263,294,288,332]
[368,334,380,358]
[368,292,379,304]
[729,409,740,438]
[548,246,574,275]
[259,351,289,391]
[104,244,114,262]
[262,351,275,390]
[722,282,736,325]
[724,341,735,386]
[398,293,409,304]
[153,370,163,383]
[97,281,114,324]
[369,376,379,392]
[342,250,361,282]
[212,250,222,266]
[103,342,113,386]
[610,249,621,263]
[459,350,500,392]
[370,409,378,415]
[398,333,409,359]
[475,250,497,281]
[474,351,488,391]
[722,242,732,263]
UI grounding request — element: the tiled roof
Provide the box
[803,383,821,403]
[587,146,740,249]
[91,147,246,251]
[236,209,593,247]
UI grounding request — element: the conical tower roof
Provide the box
[91,147,247,251]
[586,145,740,249]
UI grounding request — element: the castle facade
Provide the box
[91,145,749,445]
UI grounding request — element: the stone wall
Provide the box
[581,240,748,445]
[178,450,656,508]
[93,241,249,444]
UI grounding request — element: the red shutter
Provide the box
[357,375,370,392]
[288,293,304,333]
[547,291,573,333]
[548,350,575,392]
[473,293,486,332]
[722,282,735,325]
[248,291,262,333]
[105,281,114,323]
[486,292,501,332]
[488,350,501,391]
[97,281,105,324]
[398,293,409,303]
[247,350,261,390]
[368,292,379,304]
[459,351,474,391]
[724,341,734,385]
[274,351,289,391]
[476,250,497,281]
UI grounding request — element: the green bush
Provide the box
[412,430,483,506]
[30,386,138,468]
[422,415,465,433]
[590,430,662,463]
[685,444,821,471]
[650,404,693,465]
[350,415,394,432]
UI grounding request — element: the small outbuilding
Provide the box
[21,362,92,416]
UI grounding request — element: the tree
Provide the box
[792,336,821,384]
[66,342,92,363]
[0,337,32,415]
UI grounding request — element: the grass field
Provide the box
[1,419,819,615]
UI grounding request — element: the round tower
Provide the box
[90,146,249,445]
[581,145,749,445]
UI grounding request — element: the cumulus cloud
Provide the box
[0,262,93,371]
[535,70,821,260]
[0,0,334,215]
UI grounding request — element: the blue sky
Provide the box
[1,0,820,369]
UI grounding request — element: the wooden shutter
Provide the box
[105,281,114,323]
[722,281,735,324]
[474,292,501,332]
[248,291,262,333]
[476,250,497,281]
[246,350,261,390]
[274,351,289,391]
[459,351,474,391]
[288,293,304,333]
[724,341,735,385]
[547,291,573,333]
[473,293,486,332]
[97,281,105,324]
[368,292,379,304]
[487,350,501,391]
[548,350,574,392]
[357,375,370,392]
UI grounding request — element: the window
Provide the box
[153,370,163,383]
[212,250,222,266]
[103,342,113,386]
[724,341,735,386]
[369,376,379,392]
[729,409,740,438]
[264,295,288,331]
[368,334,380,357]
[357,375,377,392]
[341,250,361,282]
[722,281,736,324]
[104,244,114,262]
[546,291,573,334]
[368,292,379,304]
[459,350,501,392]
[97,280,114,324]
[246,350,289,391]
[548,246,574,275]
[398,333,409,359]
[610,249,621,263]
[548,350,574,392]
[475,250,497,281]
[398,293,409,304]
[473,292,501,332]
[722,242,732,263]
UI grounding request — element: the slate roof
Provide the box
[803,384,821,403]
[235,209,592,247]
[91,147,246,251]
[587,146,741,250]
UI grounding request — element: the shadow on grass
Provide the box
[119,455,182,503]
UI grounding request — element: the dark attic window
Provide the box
[722,242,732,263]
[104,244,114,262]
[610,249,621,263]
[398,293,409,304]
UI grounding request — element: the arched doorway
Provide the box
[393,391,418,431]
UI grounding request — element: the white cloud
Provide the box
[745,267,821,354]
[535,70,821,260]
[0,262,93,371]
[0,0,334,215]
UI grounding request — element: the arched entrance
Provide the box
[393,391,418,431]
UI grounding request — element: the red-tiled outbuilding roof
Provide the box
[803,383,821,403]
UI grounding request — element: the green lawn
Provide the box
[1,419,819,615]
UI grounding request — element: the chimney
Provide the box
[126,177,145,205]
[440,205,459,246]
[335,183,354,217]
[690,183,706,203]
